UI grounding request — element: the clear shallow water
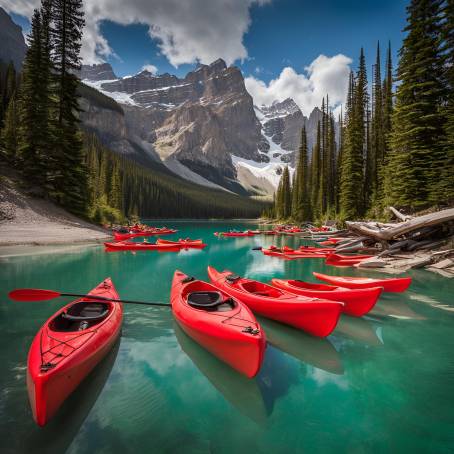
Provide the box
[1,220,454,453]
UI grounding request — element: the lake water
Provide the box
[1,220,454,453]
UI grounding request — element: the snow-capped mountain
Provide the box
[81,61,331,196]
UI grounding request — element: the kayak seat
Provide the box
[51,302,110,332]
[187,292,234,312]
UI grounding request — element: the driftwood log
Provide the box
[388,206,413,222]
[346,208,454,242]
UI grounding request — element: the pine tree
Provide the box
[51,0,88,214]
[382,42,393,141]
[385,0,446,208]
[109,160,122,210]
[292,125,311,220]
[311,121,321,218]
[369,42,385,204]
[3,62,16,108]
[0,94,19,162]
[340,49,368,218]
[439,0,454,203]
[17,9,49,187]
[281,165,292,218]
[336,107,345,213]
[326,111,337,211]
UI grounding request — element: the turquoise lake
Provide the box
[1,220,454,453]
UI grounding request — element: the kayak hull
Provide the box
[156,238,207,249]
[171,271,265,378]
[271,279,383,317]
[104,241,179,251]
[313,272,412,292]
[113,229,177,241]
[27,279,122,426]
[207,267,343,337]
[215,232,254,237]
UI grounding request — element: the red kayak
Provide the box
[262,248,294,259]
[156,238,207,249]
[104,241,179,251]
[207,266,343,337]
[27,278,122,426]
[171,271,265,378]
[325,254,373,267]
[260,230,277,235]
[270,279,383,317]
[298,246,335,252]
[262,248,327,259]
[214,231,254,237]
[114,229,177,241]
[313,272,412,292]
[283,246,330,257]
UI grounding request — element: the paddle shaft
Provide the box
[59,293,170,307]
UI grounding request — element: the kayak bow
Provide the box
[171,271,265,378]
[27,278,122,426]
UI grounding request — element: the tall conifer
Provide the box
[51,0,88,214]
[385,0,446,208]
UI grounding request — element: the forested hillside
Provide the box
[0,0,266,222]
[272,0,454,222]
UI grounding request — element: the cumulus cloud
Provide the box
[0,0,270,66]
[245,54,352,116]
[142,64,158,74]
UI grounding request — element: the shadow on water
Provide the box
[370,295,426,320]
[258,317,344,375]
[173,322,269,425]
[122,306,174,341]
[332,314,383,346]
[21,339,120,454]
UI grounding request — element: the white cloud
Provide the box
[245,54,352,116]
[0,0,271,66]
[141,64,158,74]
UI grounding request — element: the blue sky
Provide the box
[10,0,408,79]
[6,0,409,114]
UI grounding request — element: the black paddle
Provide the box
[8,288,170,307]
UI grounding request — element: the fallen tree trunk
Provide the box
[346,208,454,241]
[389,206,413,221]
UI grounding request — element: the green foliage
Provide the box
[85,134,266,219]
[17,8,53,189]
[50,0,88,215]
[439,0,454,204]
[291,125,311,220]
[77,83,124,115]
[0,94,19,162]
[385,0,447,209]
[340,50,368,219]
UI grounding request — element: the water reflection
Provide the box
[258,317,343,375]
[22,339,120,454]
[173,323,269,424]
[370,296,426,320]
[333,315,382,346]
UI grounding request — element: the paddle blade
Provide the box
[8,288,62,302]
[252,246,262,251]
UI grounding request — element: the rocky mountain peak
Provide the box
[80,63,117,81]
[259,98,301,119]
[0,7,27,70]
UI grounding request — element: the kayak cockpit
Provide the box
[238,281,283,298]
[49,302,111,332]
[187,291,235,312]
[291,280,337,291]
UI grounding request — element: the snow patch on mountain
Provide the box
[83,78,140,106]
[232,155,293,189]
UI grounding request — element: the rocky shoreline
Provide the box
[0,178,110,251]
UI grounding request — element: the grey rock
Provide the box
[0,7,27,69]
[80,63,117,81]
